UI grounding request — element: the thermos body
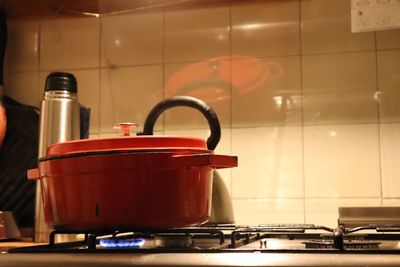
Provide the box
[38,90,80,159]
[36,72,81,242]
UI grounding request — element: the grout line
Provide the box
[162,11,166,134]
[160,47,397,66]
[29,47,400,74]
[228,0,233,194]
[231,196,385,201]
[376,47,400,52]
[97,16,102,134]
[232,197,306,201]
[231,121,387,128]
[298,0,306,225]
[374,30,384,206]
[4,70,41,74]
[301,121,381,127]
[98,121,400,134]
[301,49,378,57]
[39,65,111,73]
[232,197,384,201]
[36,19,42,106]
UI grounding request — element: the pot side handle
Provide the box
[172,154,237,169]
[27,168,40,180]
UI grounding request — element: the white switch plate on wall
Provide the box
[351,0,400,32]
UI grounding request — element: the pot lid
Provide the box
[45,135,208,158]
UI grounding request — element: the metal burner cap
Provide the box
[153,234,193,248]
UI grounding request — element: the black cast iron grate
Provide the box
[8,224,400,254]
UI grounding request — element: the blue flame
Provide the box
[100,238,145,248]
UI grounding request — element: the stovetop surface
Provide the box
[8,224,400,254]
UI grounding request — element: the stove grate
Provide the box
[8,224,400,253]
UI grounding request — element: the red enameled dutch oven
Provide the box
[28,96,237,231]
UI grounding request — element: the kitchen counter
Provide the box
[0,239,44,252]
[1,252,400,267]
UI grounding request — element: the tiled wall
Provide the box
[4,0,400,227]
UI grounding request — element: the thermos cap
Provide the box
[45,72,77,93]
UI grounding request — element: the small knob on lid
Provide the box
[113,122,138,136]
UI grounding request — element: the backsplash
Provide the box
[4,0,400,227]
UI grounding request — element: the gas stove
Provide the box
[2,207,400,266]
[1,223,399,267]
[7,223,400,253]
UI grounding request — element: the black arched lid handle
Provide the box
[139,96,221,151]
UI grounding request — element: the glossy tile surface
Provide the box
[164,7,229,63]
[305,198,381,228]
[164,60,230,129]
[231,56,301,127]
[378,50,400,123]
[232,127,303,198]
[5,19,39,73]
[101,12,163,67]
[40,18,100,71]
[233,199,304,225]
[377,29,400,50]
[380,123,400,198]
[301,0,375,54]
[304,124,380,198]
[100,65,163,133]
[302,52,378,125]
[5,0,400,227]
[382,199,400,206]
[231,0,300,57]
[4,72,39,107]
[39,69,100,134]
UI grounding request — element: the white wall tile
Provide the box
[382,199,400,206]
[4,72,39,107]
[301,0,375,54]
[39,69,100,134]
[5,19,39,72]
[303,52,378,125]
[165,7,229,63]
[100,65,163,133]
[101,12,163,67]
[380,124,400,198]
[305,198,381,228]
[304,124,381,198]
[378,50,400,123]
[231,56,301,127]
[231,0,300,57]
[40,17,100,71]
[233,199,304,225]
[232,127,303,198]
[164,60,230,130]
[377,29,400,50]
[89,133,99,139]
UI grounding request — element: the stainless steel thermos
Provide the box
[38,72,81,159]
[36,72,81,242]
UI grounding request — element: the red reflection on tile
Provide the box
[164,55,284,103]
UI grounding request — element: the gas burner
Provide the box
[153,234,193,248]
[99,238,145,249]
[303,239,381,250]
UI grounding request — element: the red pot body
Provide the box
[30,137,237,231]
